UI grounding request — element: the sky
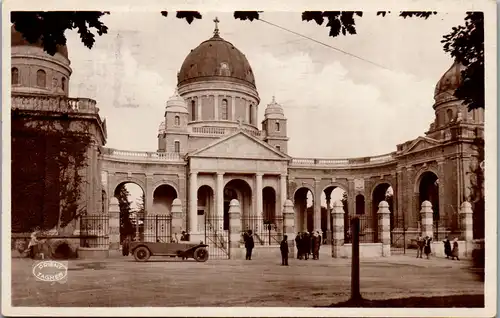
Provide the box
[63,11,467,205]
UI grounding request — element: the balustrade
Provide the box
[291,152,395,168]
[103,148,183,162]
[11,93,99,114]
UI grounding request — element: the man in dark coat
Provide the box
[244,230,255,260]
[280,235,289,266]
[443,238,452,259]
[302,232,310,260]
[295,232,302,259]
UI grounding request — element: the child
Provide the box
[280,235,289,266]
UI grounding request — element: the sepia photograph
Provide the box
[2,1,497,317]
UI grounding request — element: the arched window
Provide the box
[11,68,19,85]
[276,145,281,151]
[61,77,66,91]
[190,100,196,121]
[174,116,180,126]
[275,121,280,132]
[221,99,228,120]
[355,194,365,215]
[446,109,453,122]
[174,141,180,153]
[219,62,230,76]
[36,69,46,87]
[248,104,253,124]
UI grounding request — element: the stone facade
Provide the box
[10,24,485,259]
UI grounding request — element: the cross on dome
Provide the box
[213,17,220,37]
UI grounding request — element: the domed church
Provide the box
[10,20,484,259]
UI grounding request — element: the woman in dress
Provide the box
[451,238,460,260]
[424,236,432,259]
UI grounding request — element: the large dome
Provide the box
[434,60,465,104]
[177,31,255,88]
[11,25,68,59]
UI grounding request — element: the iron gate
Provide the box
[390,216,407,254]
[143,215,172,243]
[204,215,230,259]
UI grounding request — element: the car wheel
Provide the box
[133,246,151,262]
[193,247,209,262]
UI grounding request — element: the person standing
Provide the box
[244,230,255,260]
[122,235,130,256]
[280,235,289,266]
[302,232,310,260]
[451,238,460,260]
[443,238,452,259]
[424,236,432,259]
[416,236,424,258]
[295,232,302,260]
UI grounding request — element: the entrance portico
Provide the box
[187,130,290,239]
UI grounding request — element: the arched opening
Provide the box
[447,109,454,122]
[293,187,314,232]
[198,185,214,233]
[61,77,66,91]
[36,69,46,87]
[224,179,252,231]
[263,187,276,224]
[174,115,180,126]
[371,184,394,242]
[190,100,196,121]
[114,182,145,243]
[418,171,441,238]
[248,104,254,125]
[221,99,228,120]
[153,184,178,215]
[174,141,180,153]
[321,186,347,244]
[275,121,280,132]
[53,242,72,259]
[355,195,365,215]
[11,67,19,85]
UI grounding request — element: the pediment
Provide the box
[404,136,441,154]
[188,131,290,161]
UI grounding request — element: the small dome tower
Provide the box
[157,89,189,153]
[261,96,289,153]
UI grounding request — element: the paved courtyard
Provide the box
[11,250,483,307]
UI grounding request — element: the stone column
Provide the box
[279,174,287,215]
[171,198,184,240]
[216,172,224,230]
[326,194,332,244]
[255,173,263,233]
[420,200,433,239]
[228,199,242,259]
[108,197,120,250]
[459,201,473,241]
[331,200,345,258]
[197,96,202,121]
[189,172,198,234]
[231,96,236,121]
[282,199,295,256]
[214,94,219,120]
[314,179,322,232]
[378,200,391,257]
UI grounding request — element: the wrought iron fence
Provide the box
[347,215,376,243]
[142,215,172,243]
[241,215,284,246]
[80,214,109,248]
[204,215,230,259]
[433,216,451,241]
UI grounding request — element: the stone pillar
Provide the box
[255,173,263,233]
[282,199,295,256]
[420,200,433,239]
[197,96,202,121]
[279,174,287,215]
[216,172,224,230]
[228,199,242,259]
[331,200,345,258]
[377,200,391,257]
[109,197,120,250]
[326,194,332,244]
[171,198,184,240]
[459,201,473,241]
[231,96,236,121]
[213,94,218,120]
[189,172,198,234]
[314,179,322,232]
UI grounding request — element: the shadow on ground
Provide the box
[324,294,484,308]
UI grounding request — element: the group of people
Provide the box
[416,235,460,260]
[294,231,322,260]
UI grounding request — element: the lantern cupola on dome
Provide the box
[165,89,188,114]
[264,96,285,120]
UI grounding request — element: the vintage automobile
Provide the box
[129,241,209,262]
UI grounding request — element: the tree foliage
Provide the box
[114,184,134,239]
[11,111,91,233]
